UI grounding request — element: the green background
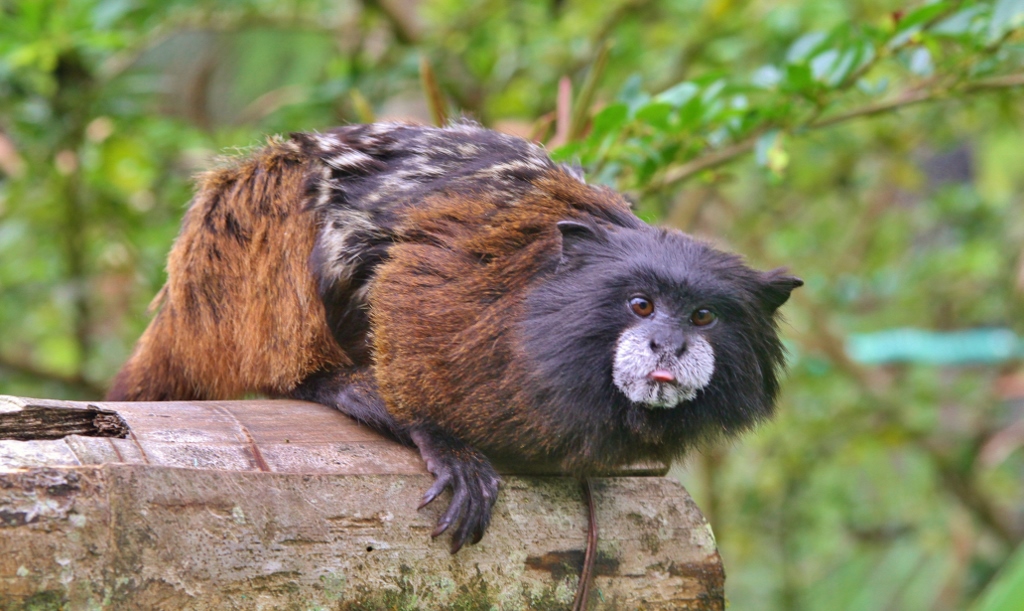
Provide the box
[1,0,1023,608]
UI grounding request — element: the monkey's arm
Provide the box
[291,368,408,443]
[290,368,501,554]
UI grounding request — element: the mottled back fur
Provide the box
[291,121,589,362]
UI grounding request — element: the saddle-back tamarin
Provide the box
[108,121,802,552]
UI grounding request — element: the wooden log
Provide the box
[0,398,128,441]
[0,395,724,610]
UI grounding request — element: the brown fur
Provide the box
[107,140,346,401]
[370,169,637,471]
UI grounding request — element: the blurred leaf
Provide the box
[781,63,816,95]
[896,2,951,32]
[589,103,629,140]
[617,73,649,113]
[635,101,674,130]
[989,0,1024,42]
[755,129,789,176]
[751,65,783,89]
[889,1,951,48]
[787,31,829,62]
[933,6,989,38]
[656,81,700,106]
[971,543,1024,611]
[909,47,935,76]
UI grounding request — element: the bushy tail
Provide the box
[106,139,347,401]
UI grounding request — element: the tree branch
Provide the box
[924,439,1021,547]
[420,55,449,126]
[647,71,1024,192]
[651,137,759,192]
[569,41,612,141]
[362,0,421,45]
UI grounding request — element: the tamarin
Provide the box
[108,121,802,553]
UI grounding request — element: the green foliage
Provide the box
[554,0,1024,201]
[1,1,1023,609]
[973,542,1024,611]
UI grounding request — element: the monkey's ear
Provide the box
[758,268,803,311]
[557,220,604,253]
[556,220,605,269]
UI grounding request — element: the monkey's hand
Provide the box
[409,426,501,554]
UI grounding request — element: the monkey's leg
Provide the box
[410,425,501,554]
[290,369,501,553]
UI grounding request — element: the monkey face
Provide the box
[611,298,717,408]
[521,220,801,450]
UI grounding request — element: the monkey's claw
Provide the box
[409,428,501,553]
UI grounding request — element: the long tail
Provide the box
[106,139,347,401]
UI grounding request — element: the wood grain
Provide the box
[0,396,721,610]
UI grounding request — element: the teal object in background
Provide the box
[847,328,1023,365]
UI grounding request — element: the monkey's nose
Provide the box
[649,336,688,356]
[675,339,688,357]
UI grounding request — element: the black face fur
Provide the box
[519,220,802,465]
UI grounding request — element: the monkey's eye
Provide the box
[629,296,655,318]
[690,308,717,327]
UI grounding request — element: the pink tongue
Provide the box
[649,369,675,383]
